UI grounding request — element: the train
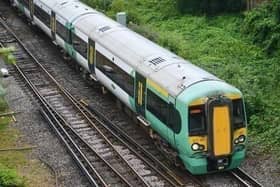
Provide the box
[9,0,247,174]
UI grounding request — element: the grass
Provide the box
[0,116,26,187]
[0,95,56,186]
[0,117,56,186]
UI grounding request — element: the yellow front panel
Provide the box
[147,79,168,98]
[213,106,231,156]
[234,127,247,140]
[225,93,241,100]
[189,97,208,106]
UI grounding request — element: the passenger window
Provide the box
[56,20,68,42]
[72,33,87,59]
[21,0,29,8]
[34,4,50,27]
[96,51,134,96]
[189,105,207,135]
[232,99,245,129]
[168,104,181,134]
[147,89,168,124]
[147,90,181,133]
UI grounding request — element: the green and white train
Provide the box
[11,0,247,174]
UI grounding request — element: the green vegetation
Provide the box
[0,164,25,187]
[0,47,16,65]
[243,0,280,55]
[81,0,280,158]
[0,48,56,186]
[0,48,25,187]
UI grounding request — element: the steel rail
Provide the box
[69,96,184,186]
[13,62,102,186]
[230,168,263,187]
[78,99,206,187]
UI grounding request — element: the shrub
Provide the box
[0,165,25,187]
[82,0,112,11]
[243,0,280,55]
[110,0,125,13]
[128,23,159,42]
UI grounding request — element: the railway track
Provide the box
[230,168,263,187]
[78,99,205,186]
[0,17,202,186]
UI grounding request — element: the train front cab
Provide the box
[177,81,247,175]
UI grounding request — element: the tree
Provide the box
[176,0,246,14]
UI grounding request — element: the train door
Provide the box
[29,0,34,20]
[135,72,146,117]
[208,98,233,157]
[50,11,56,41]
[88,39,95,74]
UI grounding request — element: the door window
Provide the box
[34,4,50,27]
[73,33,87,59]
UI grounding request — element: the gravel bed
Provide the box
[241,147,280,186]
[0,59,90,187]
[0,1,90,186]
[1,1,279,186]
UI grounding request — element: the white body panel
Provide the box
[95,43,134,107]
[56,35,65,49]
[96,69,132,109]
[34,16,51,37]
[75,52,88,71]
[73,27,89,71]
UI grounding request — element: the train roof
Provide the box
[73,11,117,38]
[35,0,75,9]
[66,1,221,97]
[97,28,219,96]
[53,0,98,23]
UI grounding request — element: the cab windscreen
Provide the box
[189,105,207,136]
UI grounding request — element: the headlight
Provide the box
[238,135,246,143]
[199,145,205,150]
[191,143,200,151]
[234,135,246,144]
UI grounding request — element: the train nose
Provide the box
[217,158,229,170]
[207,96,232,157]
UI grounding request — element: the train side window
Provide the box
[168,104,181,134]
[20,0,29,8]
[34,4,50,27]
[72,33,87,59]
[56,20,68,42]
[147,89,168,124]
[189,105,207,135]
[232,99,245,129]
[96,51,134,96]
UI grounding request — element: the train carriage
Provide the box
[11,0,247,174]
